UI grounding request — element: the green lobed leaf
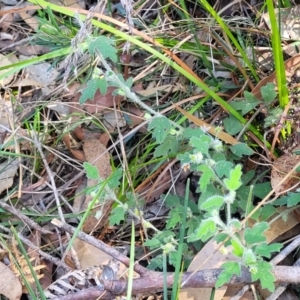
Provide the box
[261,83,277,104]
[215,160,233,178]
[253,182,272,199]
[259,204,276,221]
[190,135,212,155]
[89,36,118,62]
[241,170,255,185]
[201,195,224,212]
[182,127,205,139]
[254,243,282,258]
[286,193,300,207]
[188,219,216,242]
[263,108,283,128]
[244,222,269,245]
[83,162,99,179]
[166,207,182,229]
[109,205,125,225]
[79,78,108,104]
[214,233,229,243]
[242,92,261,114]
[215,262,241,288]
[108,168,122,189]
[154,135,178,157]
[223,165,242,191]
[230,93,260,115]
[251,261,275,292]
[177,152,192,165]
[144,238,161,249]
[223,115,243,135]
[148,116,172,144]
[230,143,254,157]
[197,165,214,192]
[229,219,242,230]
[243,249,256,265]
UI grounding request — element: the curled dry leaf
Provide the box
[0,261,22,300]
[271,146,300,194]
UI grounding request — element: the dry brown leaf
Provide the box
[62,134,85,162]
[0,160,19,195]
[18,12,39,31]
[81,139,113,233]
[71,86,124,115]
[252,53,300,98]
[266,209,299,243]
[0,53,19,86]
[71,239,136,279]
[72,239,115,269]
[223,286,255,300]
[271,146,300,194]
[0,261,22,300]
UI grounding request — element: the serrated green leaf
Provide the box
[89,36,117,62]
[83,162,99,179]
[253,182,272,199]
[214,233,229,243]
[230,143,254,157]
[230,94,260,115]
[109,205,125,225]
[244,222,269,245]
[223,115,243,135]
[251,261,275,292]
[215,160,233,178]
[197,165,214,192]
[259,204,276,221]
[148,255,163,270]
[190,135,212,155]
[182,127,205,139]
[166,208,182,229]
[154,135,178,157]
[261,83,276,104]
[224,165,242,191]
[144,238,161,248]
[148,116,172,144]
[229,219,242,230]
[255,243,282,258]
[243,249,256,265]
[215,262,241,288]
[165,194,181,207]
[287,193,300,207]
[79,78,108,104]
[242,170,255,185]
[177,152,192,165]
[243,91,261,114]
[108,168,122,189]
[201,195,224,212]
[212,152,226,162]
[189,219,216,242]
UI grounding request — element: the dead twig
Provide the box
[51,218,150,277]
